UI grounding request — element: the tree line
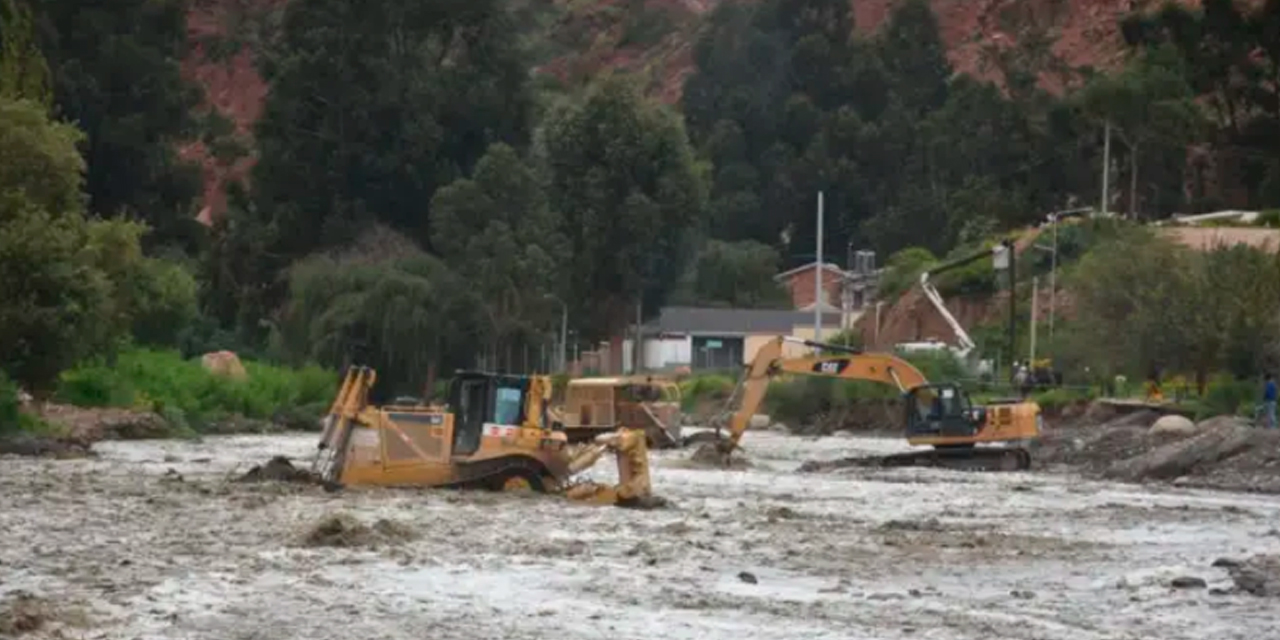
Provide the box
[2,0,1279,400]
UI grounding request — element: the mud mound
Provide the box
[301,513,417,548]
[238,456,321,483]
[41,403,170,440]
[1034,410,1280,492]
[1032,410,1171,472]
[0,433,94,459]
[1104,419,1255,481]
[0,593,48,635]
[1105,419,1280,492]
[674,443,753,469]
[1226,555,1280,596]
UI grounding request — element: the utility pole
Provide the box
[1010,242,1017,381]
[545,294,568,374]
[815,191,824,344]
[1030,276,1038,365]
[1049,215,1058,348]
[634,296,642,374]
[1100,120,1111,216]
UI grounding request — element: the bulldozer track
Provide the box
[440,455,554,492]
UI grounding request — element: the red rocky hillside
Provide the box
[178,0,1189,223]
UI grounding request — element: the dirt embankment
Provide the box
[1033,403,1280,493]
[0,405,170,459]
[0,403,288,459]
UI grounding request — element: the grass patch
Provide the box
[1031,386,1096,414]
[55,348,337,432]
[1179,374,1257,421]
[678,373,737,411]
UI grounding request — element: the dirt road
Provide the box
[3,431,1279,640]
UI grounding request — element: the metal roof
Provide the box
[773,261,850,281]
[643,306,842,335]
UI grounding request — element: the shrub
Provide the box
[56,348,337,431]
[0,371,20,434]
[1191,374,1256,420]
[877,247,938,301]
[679,373,737,411]
[1031,386,1095,414]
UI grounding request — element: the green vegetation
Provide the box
[55,349,335,432]
[4,0,1280,436]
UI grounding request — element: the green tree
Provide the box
[430,143,564,369]
[875,246,937,301]
[544,76,707,340]
[1063,228,1206,381]
[79,219,198,353]
[32,0,204,248]
[876,0,949,117]
[1078,46,1206,218]
[0,98,110,399]
[670,239,793,308]
[251,0,533,260]
[274,226,477,398]
[0,0,51,106]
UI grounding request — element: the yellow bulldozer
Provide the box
[549,375,685,448]
[311,366,657,508]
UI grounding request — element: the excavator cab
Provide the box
[904,383,986,439]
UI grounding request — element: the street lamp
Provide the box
[544,293,568,374]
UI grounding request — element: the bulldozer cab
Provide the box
[904,383,984,439]
[447,371,549,456]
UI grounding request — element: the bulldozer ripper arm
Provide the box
[561,428,653,506]
[718,336,929,452]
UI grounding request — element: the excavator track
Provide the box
[871,446,1031,472]
[800,446,1031,474]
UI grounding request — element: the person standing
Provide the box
[1262,373,1277,429]
[1014,362,1029,399]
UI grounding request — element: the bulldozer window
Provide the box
[494,386,523,426]
[454,378,488,455]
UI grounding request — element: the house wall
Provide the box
[743,333,825,362]
[781,265,845,310]
[789,323,848,343]
[642,336,692,370]
[623,336,693,372]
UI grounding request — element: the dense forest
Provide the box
[3,0,1280,400]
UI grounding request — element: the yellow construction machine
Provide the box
[549,375,685,448]
[697,336,1042,471]
[311,366,656,507]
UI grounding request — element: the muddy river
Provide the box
[2,431,1278,639]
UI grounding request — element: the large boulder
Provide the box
[201,350,248,381]
[1148,414,1196,436]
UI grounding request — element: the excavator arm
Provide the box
[713,336,928,454]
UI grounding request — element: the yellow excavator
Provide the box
[311,366,657,507]
[697,336,1042,471]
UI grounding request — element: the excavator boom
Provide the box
[717,336,927,452]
